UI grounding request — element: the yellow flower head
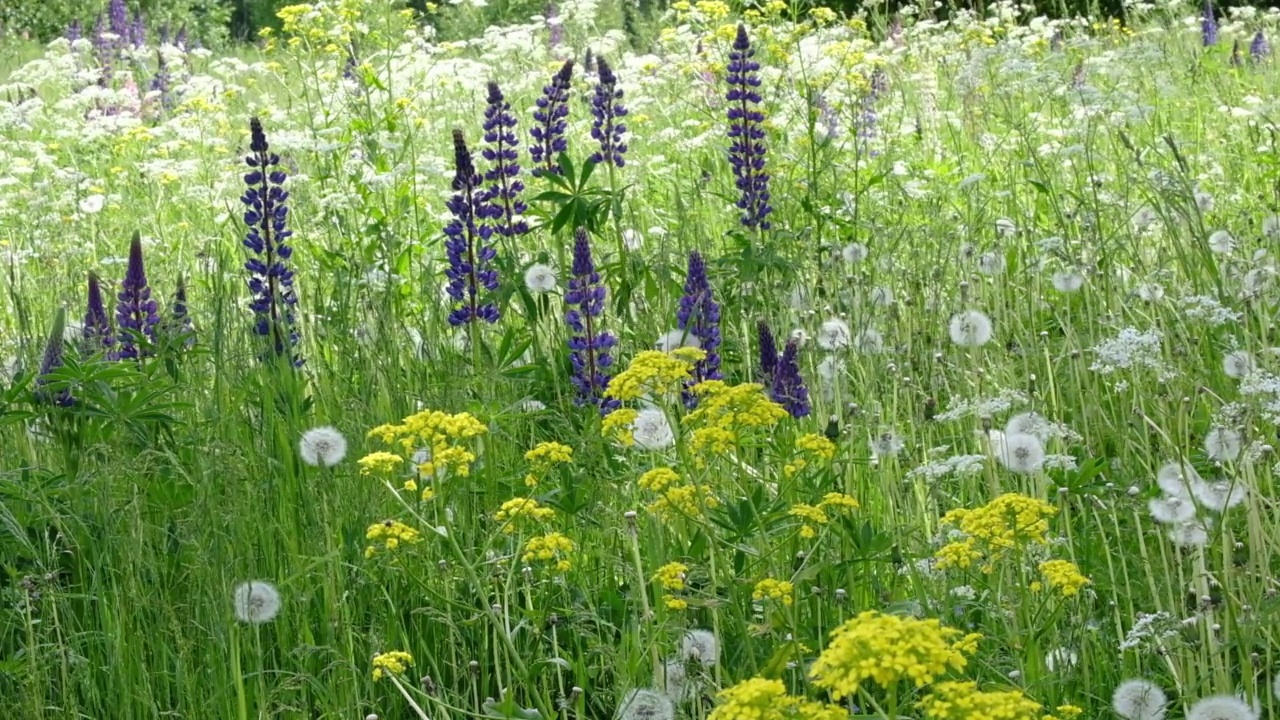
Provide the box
[941,493,1057,552]
[1037,560,1089,597]
[708,677,845,720]
[810,611,981,698]
[638,467,681,493]
[653,562,689,591]
[602,408,639,446]
[916,681,1042,720]
[525,441,574,465]
[493,497,555,532]
[684,381,788,455]
[357,451,402,476]
[819,492,860,511]
[371,650,413,681]
[365,519,422,558]
[752,578,794,606]
[522,532,575,572]
[605,350,703,402]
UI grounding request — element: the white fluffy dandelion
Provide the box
[680,629,719,666]
[1192,479,1248,512]
[996,433,1045,473]
[841,242,868,263]
[1137,283,1165,302]
[1168,520,1211,548]
[1147,495,1197,525]
[816,356,844,385]
[1156,461,1204,499]
[1111,679,1167,720]
[995,217,1017,237]
[854,328,885,354]
[1223,351,1255,379]
[869,286,895,306]
[1264,215,1280,239]
[816,318,852,351]
[656,329,700,352]
[523,263,558,293]
[232,580,282,624]
[1005,411,1051,442]
[1204,427,1242,462]
[871,431,905,459]
[79,194,105,215]
[948,310,994,347]
[615,688,675,720]
[978,251,1006,275]
[1208,230,1236,255]
[299,426,348,467]
[1186,695,1258,720]
[622,229,644,251]
[1052,270,1085,293]
[1044,647,1078,672]
[632,408,675,451]
[662,659,689,704]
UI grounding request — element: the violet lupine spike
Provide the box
[445,129,502,326]
[530,59,574,176]
[1202,0,1218,46]
[36,307,74,408]
[171,275,195,347]
[83,272,114,356]
[150,50,172,110]
[726,24,772,231]
[588,56,628,168]
[770,340,810,418]
[243,118,302,365]
[757,320,778,384]
[565,227,618,410]
[175,26,188,51]
[1252,31,1271,62]
[115,233,159,360]
[482,82,529,240]
[67,19,83,42]
[108,0,129,38]
[677,251,722,402]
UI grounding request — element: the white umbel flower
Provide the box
[523,263,558,293]
[1147,495,1196,524]
[616,689,674,720]
[632,408,675,451]
[1111,679,1167,720]
[299,426,348,467]
[1223,351,1256,379]
[817,319,852,351]
[871,430,905,459]
[233,580,282,624]
[949,310,994,347]
[1204,427,1242,462]
[1186,695,1258,720]
[996,433,1045,473]
[680,629,719,666]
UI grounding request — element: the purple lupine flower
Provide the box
[130,13,147,48]
[565,227,618,410]
[588,56,628,168]
[814,92,840,140]
[150,50,172,110]
[530,59,574,176]
[169,274,195,347]
[482,82,529,240]
[1202,0,1218,46]
[92,14,114,81]
[445,129,502,326]
[242,118,302,365]
[677,251,722,400]
[1252,31,1271,61]
[108,0,129,39]
[66,19,83,42]
[726,24,772,231]
[36,307,74,408]
[175,26,188,50]
[115,233,159,360]
[770,340,810,418]
[757,320,778,384]
[82,271,114,356]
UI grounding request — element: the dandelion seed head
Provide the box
[300,426,348,467]
[1147,495,1196,524]
[656,329,700,352]
[854,328,884,354]
[817,318,852,351]
[1204,427,1242,462]
[632,407,675,451]
[871,430,904,458]
[616,688,675,720]
[1224,351,1255,379]
[1168,520,1210,548]
[1208,230,1236,255]
[681,629,719,666]
[662,659,689,704]
[997,432,1045,473]
[1052,270,1085,292]
[1186,695,1258,720]
[841,242,868,263]
[1156,461,1203,499]
[523,263,558,293]
[232,580,281,624]
[948,310,994,347]
[1112,679,1167,720]
[978,251,1005,275]
[1192,479,1247,512]
[1138,283,1165,302]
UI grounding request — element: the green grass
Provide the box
[2,1,1280,719]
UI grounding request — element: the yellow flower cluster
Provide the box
[604,349,703,402]
[789,504,828,539]
[522,532,574,572]
[684,381,788,455]
[371,650,413,681]
[752,578,794,606]
[637,467,719,519]
[364,519,422,558]
[784,433,838,476]
[917,681,1043,720]
[363,409,487,494]
[820,492,860,511]
[275,0,398,58]
[935,494,1057,571]
[809,611,981,698]
[654,561,690,610]
[523,441,573,487]
[493,497,555,533]
[1037,560,1089,597]
[707,677,845,720]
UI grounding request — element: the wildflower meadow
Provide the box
[5,0,1280,718]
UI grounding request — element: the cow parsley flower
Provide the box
[233,580,281,624]
[300,426,348,467]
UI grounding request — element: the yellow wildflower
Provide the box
[1038,560,1089,597]
[752,578,794,606]
[936,494,1057,571]
[365,520,422,558]
[522,532,575,572]
[809,611,981,698]
[789,503,829,539]
[935,539,982,570]
[647,484,719,519]
[605,350,703,402]
[917,681,1042,720]
[357,451,402,476]
[819,492,860,511]
[664,595,689,611]
[371,650,413,681]
[493,497,555,532]
[525,441,574,465]
[708,677,845,720]
[638,467,681,493]
[653,562,689,591]
[1054,706,1084,719]
[602,408,639,446]
[685,381,787,455]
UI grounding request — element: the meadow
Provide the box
[3,0,1280,718]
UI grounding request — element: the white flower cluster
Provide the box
[1089,327,1176,381]
[934,388,1030,422]
[1118,610,1182,652]
[1178,295,1243,326]
[905,453,989,482]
